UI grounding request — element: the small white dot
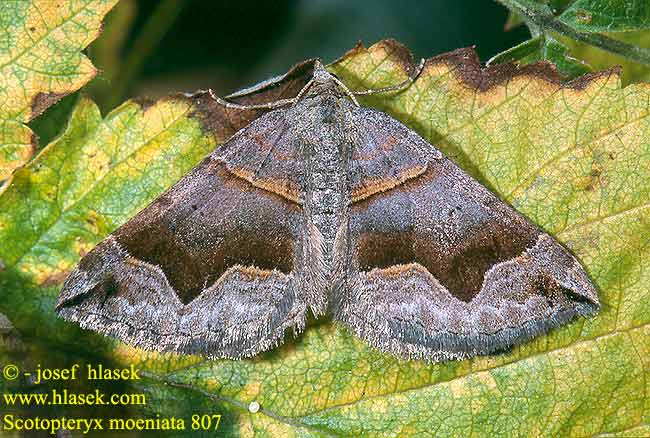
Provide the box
[248,401,260,413]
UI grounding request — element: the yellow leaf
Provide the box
[0,0,118,179]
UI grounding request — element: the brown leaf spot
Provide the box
[426,45,620,91]
[132,96,156,112]
[39,271,71,288]
[374,39,416,76]
[429,47,564,91]
[31,92,68,120]
[582,166,606,192]
[576,10,593,23]
[74,237,92,258]
[567,67,621,90]
[337,40,620,94]
[29,131,39,157]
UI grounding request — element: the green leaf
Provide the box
[548,0,577,12]
[488,35,592,79]
[503,0,574,31]
[0,0,117,180]
[0,96,217,336]
[558,30,650,84]
[560,0,650,32]
[2,39,650,436]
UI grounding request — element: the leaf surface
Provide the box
[560,0,650,32]
[559,30,650,84]
[1,40,650,437]
[488,35,592,80]
[0,0,117,179]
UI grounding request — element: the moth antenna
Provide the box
[330,74,360,107]
[352,57,425,96]
[293,77,316,102]
[209,89,300,111]
[208,74,320,111]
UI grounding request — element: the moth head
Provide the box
[312,60,332,82]
[306,59,349,100]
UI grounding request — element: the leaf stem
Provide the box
[493,0,650,66]
[106,0,187,109]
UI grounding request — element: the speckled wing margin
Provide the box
[56,110,309,360]
[332,108,599,362]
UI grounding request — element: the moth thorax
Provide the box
[304,128,349,249]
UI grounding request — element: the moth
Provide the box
[56,59,599,362]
